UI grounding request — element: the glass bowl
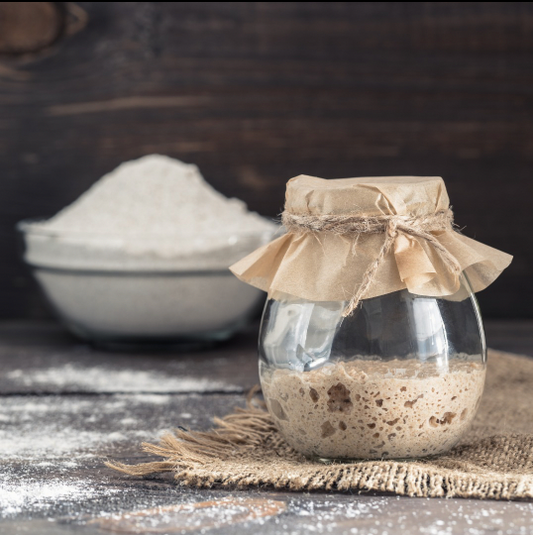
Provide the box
[17,220,276,347]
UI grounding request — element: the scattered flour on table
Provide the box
[0,390,210,519]
[0,395,177,459]
[7,363,239,393]
[92,495,533,535]
[0,474,100,517]
[0,395,138,518]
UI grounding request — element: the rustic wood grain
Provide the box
[0,320,261,394]
[0,320,532,533]
[0,3,532,319]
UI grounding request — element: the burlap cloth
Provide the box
[110,349,533,500]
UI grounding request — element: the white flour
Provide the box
[30,154,276,260]
[2,391,533,527]
[0,395,174,459]
[0,392,221,518]
[20,155,276,338]
[0,475,100,516]
[0,391,241,520]
[6,364,239,394]
[0,396,153,517]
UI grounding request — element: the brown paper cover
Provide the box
[230,175,512,302]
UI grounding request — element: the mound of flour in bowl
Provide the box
[25,155,277,269]
[20,156,276,340]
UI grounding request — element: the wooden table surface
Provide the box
[1,319,532,534]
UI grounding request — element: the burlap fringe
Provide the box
[107,406,533,500]
[107,403,276,475]
[108,351,533,500]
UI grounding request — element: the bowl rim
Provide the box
[24,263,238,276]
[17,218,280,275]
[16,218,281,241]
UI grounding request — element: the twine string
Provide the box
[281,209,462,316]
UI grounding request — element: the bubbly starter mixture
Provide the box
[261,358,486,459]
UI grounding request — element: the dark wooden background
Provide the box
[0,2,532,320]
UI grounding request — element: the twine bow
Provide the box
[281,209,462,317]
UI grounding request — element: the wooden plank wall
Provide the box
[0,2,532,319]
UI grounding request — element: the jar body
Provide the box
[258,275,486,460]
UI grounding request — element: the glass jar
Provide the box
[230,174,510,460]
[259,274,486,460]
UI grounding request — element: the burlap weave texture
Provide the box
[111,350,533,500]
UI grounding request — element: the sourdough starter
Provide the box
[260,358,485,459]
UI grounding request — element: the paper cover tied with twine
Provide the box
[230,175,512,309]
